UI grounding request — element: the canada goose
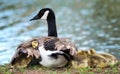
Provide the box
[71,53,89,69]
[71,49,107,69]
[71,49,117,69]
[71,49,91,69]
[29,8,77,68]
[30,8,57,37]
[71,49,96,69]
[89,49,96,54]
[89,54,108,68]
[11,39,41,68]
[98,52,118,66]
[11,8,77,68]
[89,49,118,66]
[11,50,32,68]
[89,50,118,68]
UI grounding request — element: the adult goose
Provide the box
[30,8,77,68]
[11,8,77,68]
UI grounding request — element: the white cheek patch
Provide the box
[41,10,49,20]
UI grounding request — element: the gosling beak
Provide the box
[30,15,40,21]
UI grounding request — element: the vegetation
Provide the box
[0,61,120,74]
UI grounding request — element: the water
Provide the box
[0,0,120,64]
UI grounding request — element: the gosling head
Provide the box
[89,49,96,54]
[30,8,55,21]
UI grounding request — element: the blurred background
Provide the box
[0,0,120,64]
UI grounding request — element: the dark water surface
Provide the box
[0,0,120,64]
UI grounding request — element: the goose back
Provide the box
[11,36,77,68]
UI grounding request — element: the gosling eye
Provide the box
[92,65,97,68]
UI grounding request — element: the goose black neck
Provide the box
[47,14,57,37]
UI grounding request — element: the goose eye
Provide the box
[39,10,45,16]
[38,12,43,17]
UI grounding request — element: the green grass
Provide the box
[0,62,120,74]
[0,65,12,74]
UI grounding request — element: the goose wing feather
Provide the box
[11,39,41,67]
[38,37,77,56]
[11,36,77,67]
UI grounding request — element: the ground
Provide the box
[0,61,120,74]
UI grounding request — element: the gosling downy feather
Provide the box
[71,49,107,68]
[11,49,32,68]
[11,39,41,68]
[98,52,118,66]
[71,49,117,69]
[71,49,91,69]
[30,8,77,68]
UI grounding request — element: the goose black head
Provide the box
[30,8,57,37]
[30,8,55,21]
